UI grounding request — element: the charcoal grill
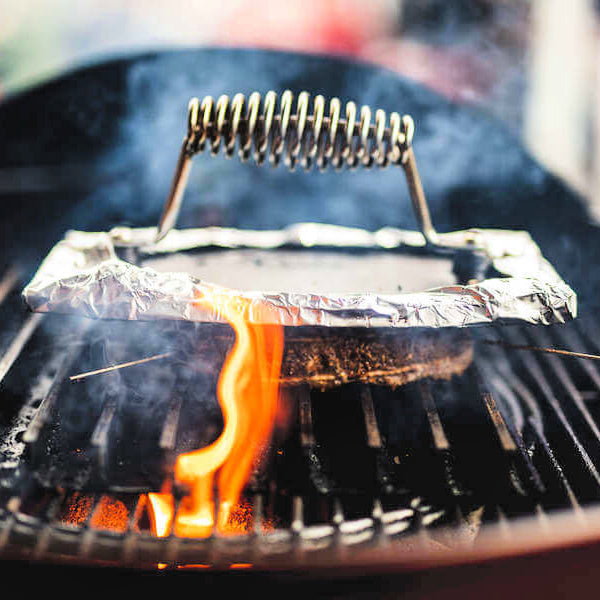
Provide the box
[3,49,600,594]
[4,283,600,578]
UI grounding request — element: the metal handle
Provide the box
[156,90,439,245]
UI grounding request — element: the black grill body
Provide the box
[2,49,600,595]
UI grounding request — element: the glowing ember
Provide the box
[223,500,254,534]
[90,496,129,532]
[61,492,93,526]
[148,287,284,538]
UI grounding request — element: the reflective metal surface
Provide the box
[23,223,576,328]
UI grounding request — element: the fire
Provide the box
[147,491,174,537]
[148,286,284,538]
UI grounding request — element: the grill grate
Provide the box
[1,261,600,568]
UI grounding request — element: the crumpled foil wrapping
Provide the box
[22,224,577,328]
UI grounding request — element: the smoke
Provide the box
[2,47,596,502]
[21,318,230,491]
[398,0,529,130]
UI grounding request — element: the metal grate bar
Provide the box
[75,494,101,559]
[0,497,21,551]
[502,328,600,490]
[476,339,582,510]
[23,334,88,444]
[291,495,304,534]
[159,395,183,450]
[0,266,20,309]
[162,496,182,544]
[481,390,517,452]
[478,340,544,425]
[494,505,512,539]
[0,313,44,386]
[90,397,118,476]
[527,328,600,448]
[332,497,344,526]
[121,496,146,564]
[476,359,548,498]
[31,489,66,559]
[359,386,383,449]
[554,325,600,392]
[575,318,600,355]
[527,417,582,512]
[297,386,316,448]
[481,384,546,499]
[418,381,450,451]
[252,492,264,535]
[361,387,405,498]
[417,380,467,531]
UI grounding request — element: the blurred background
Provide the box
[1,0,599,216]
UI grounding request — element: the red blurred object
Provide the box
[216,0,394,58]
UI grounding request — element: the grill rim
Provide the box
[2,501,600,572]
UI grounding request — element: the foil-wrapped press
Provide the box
[22,224,576,328]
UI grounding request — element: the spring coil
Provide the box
[156,89,440,244]
[185,90,415,171]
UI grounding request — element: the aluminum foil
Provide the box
[22,224,577,328]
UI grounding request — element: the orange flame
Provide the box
[147,491,174,538]
[148,287,284,538]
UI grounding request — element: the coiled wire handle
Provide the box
[156,90,438,245]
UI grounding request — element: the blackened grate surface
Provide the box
[2,261,600,568]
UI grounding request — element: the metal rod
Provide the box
[529,417,583,512]
[0,313,44,386]
[291,495,304,534]
[526,328,600,449]
[24,348,80,443]
[480,337,544,423]
[482,338,600,362]
[69,352,172,381]
[555,325,600,390]
[401,146,439,246]
[296,386,316,448]
[160,394,183,450]
[332,497,344,525]
[24,321,90,444]
[359,385,383,449]
[33,489,67,559]
[475,358,547,496]
[482,391,517,452]
[418,381,468,502]
[495,505,512,539]
[91,398,118,450]
[91,398,119,476]
[0,265,20,308]
[0,515,15,550]
[419,381,450,451]
[156,139,193,242]
[252,493,264,535]
[503,328,600,488]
